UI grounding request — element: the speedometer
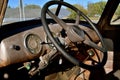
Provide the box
[24,33,42,54]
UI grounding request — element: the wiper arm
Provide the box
[112,16,120,22]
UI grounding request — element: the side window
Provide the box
[111,4,120,25]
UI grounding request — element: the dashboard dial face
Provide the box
[25,34,42,54]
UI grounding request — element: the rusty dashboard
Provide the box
[0,19,68,68]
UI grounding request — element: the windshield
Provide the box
[2,0,107,25]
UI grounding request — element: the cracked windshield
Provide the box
[3,0,108,25]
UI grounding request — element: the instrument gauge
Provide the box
[25,34,42,54]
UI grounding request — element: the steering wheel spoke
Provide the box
[47,9,69,30]
[75,14,81,25]
[83,39,106,52]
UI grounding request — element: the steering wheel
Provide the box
[41,1,107,70]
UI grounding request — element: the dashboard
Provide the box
[0,19,96,68]
[0,19,65,68]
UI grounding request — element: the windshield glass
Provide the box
[2,0,107,25]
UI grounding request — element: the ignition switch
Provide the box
[11,45,20,51]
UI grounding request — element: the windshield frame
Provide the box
[0,0,8,26]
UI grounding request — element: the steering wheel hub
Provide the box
[66,25,85,42]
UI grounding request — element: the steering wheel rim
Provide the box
[41,1,107,70]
